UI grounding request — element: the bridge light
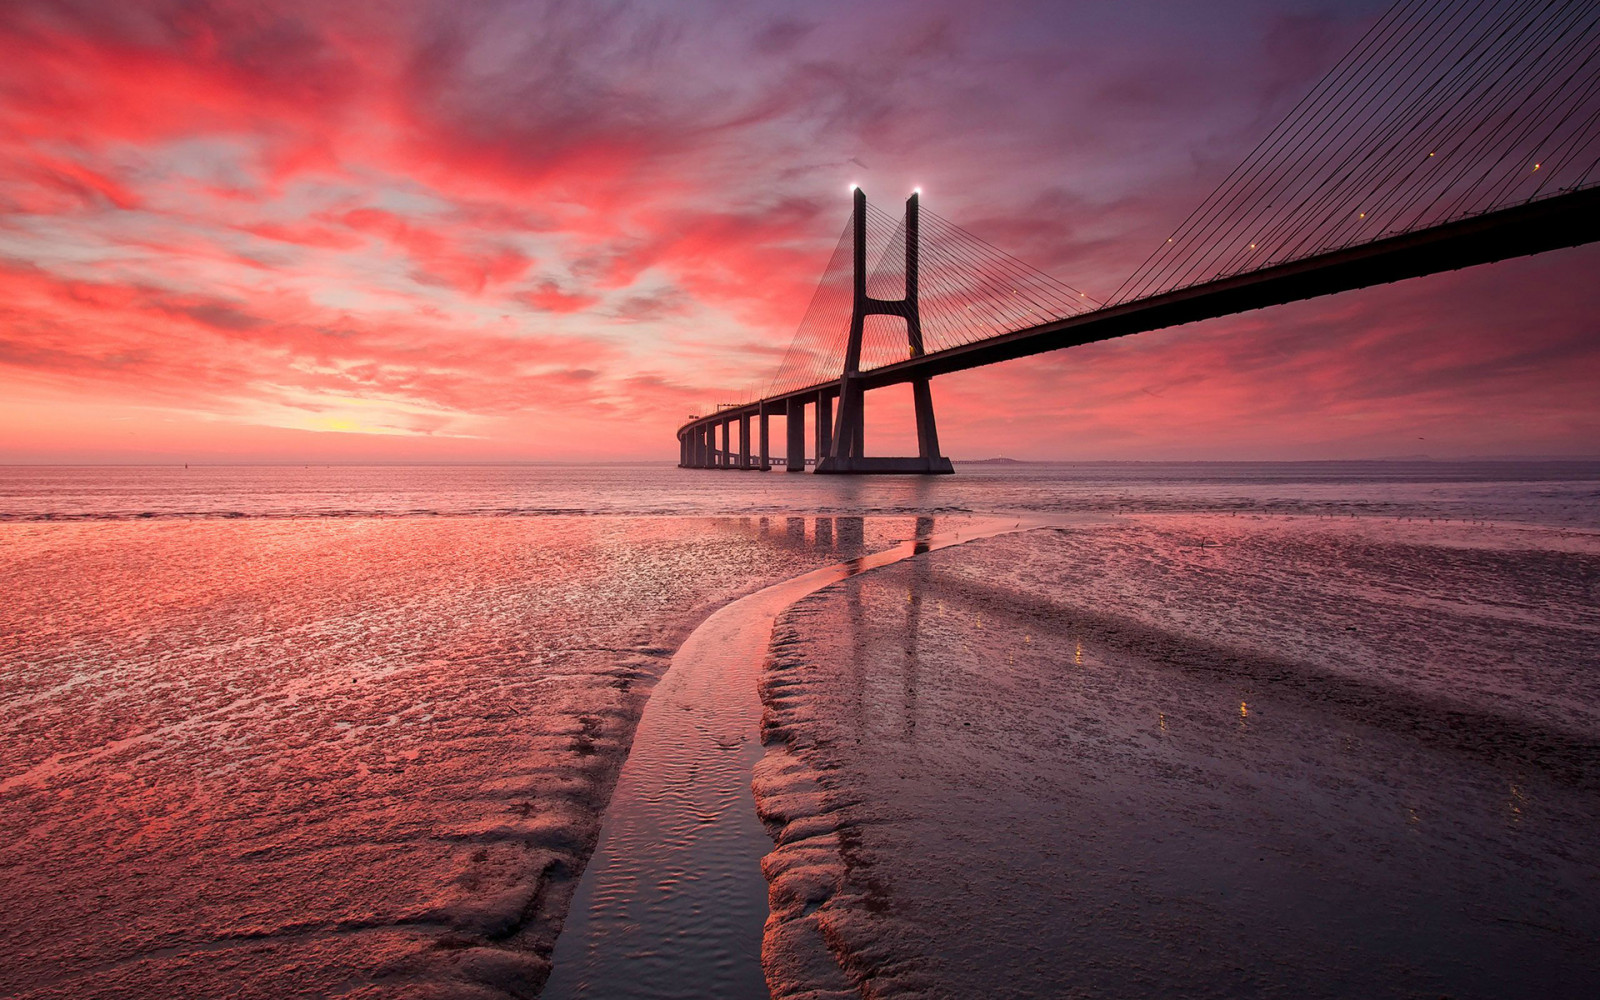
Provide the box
[1359,212,1366,218]
[1249,243,1256,249]
[1533,163,1541,171]
[1429,151,1435,157]
[850,182,860,192]
[913,186,922,195]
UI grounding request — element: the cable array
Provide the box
[749,0,1599,409]
[1111,0,1600,304]
[764,215,863,398]
[856,203,1098,371]
[763,199,1100,396]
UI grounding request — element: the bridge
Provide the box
[678,0,1600,473]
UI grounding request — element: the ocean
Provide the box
[2,462,1597,999]
[4,461,1599,523]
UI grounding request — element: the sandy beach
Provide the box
[4,466,1598,998]
[0,514,916,998]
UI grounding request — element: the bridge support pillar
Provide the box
[912,378,943,463]
[815,390,833,462]
[739,414,751,469]
[851,394,864,459]
[814,188,953,475]
[758,403,771,470]
[785,397,805,472]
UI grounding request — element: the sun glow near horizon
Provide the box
[1,0,1597,463]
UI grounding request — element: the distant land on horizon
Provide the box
[950,455,1600,465]
[4,456,1600,468]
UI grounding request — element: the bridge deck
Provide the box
[680,186,1600,438]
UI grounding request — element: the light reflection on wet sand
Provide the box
[543,514,1031,1000]
[4,459,1598,999]
[0,515,918,999]
[758,515,1600,999]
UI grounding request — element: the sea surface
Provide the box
[3,460,1599,524]
[1,462,1597,999]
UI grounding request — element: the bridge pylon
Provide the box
[815,188,954,474]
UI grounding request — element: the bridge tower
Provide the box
[815,188,954,474]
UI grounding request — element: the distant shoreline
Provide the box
[5,456,1600,469]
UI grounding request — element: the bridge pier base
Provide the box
[815,456,953,474]
[814,376,953,476]
[912,377,944,463]
[815,390,833,462]
[738,413,752,469]
[758,404,771,470]
[785,398,805,472]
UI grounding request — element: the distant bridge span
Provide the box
[678,186,1600,473]
[677,1,1600,474]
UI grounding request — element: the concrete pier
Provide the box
[814,390,833,462]
[758,404,771,471]
[785,398,805,473]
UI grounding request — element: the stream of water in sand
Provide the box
[541,516,1047,999]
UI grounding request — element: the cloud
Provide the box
[0,0,1593,460]
[517,280,599,314]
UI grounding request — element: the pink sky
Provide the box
[2,0,1596,463]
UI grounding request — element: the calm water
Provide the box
[2,461,1598,524]
[1,463,1597,999]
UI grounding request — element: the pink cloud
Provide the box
[0,0,1593,461]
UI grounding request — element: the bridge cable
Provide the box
[1109,0,1600,306]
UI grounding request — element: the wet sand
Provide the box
[7,470,1598,998]
[757,515,1600,998]
[542,515,1040,999]
[0,515,914,999]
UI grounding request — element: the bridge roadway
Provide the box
[678,185,1600,472]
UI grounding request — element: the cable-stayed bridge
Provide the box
[678,0,1600,473]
